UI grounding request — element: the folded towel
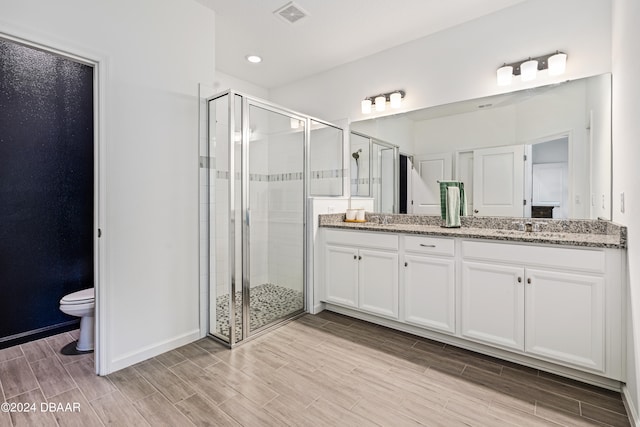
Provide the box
[446,186,461,227]
[439,181,467,219]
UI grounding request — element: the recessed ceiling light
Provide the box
[246,55,262,64]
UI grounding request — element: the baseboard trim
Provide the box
[0,320,80,349]
[623,385,640,427]
[311,302,326,315]
[107,329,201,374]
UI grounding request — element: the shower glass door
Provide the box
[244,101,305,336]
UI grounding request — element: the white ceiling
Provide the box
[198,0,527,89]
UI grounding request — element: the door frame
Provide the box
[0,30,107,375]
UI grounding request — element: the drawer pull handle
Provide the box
[420,244,437,248]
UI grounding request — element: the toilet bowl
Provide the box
[59,288,95,352]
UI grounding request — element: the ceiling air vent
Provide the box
[273,1,309,24]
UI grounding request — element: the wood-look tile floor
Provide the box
[0,311,631,426]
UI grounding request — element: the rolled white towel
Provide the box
[446,186,461,228]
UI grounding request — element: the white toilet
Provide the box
[59,288,95,352]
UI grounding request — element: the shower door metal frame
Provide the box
[241,96,309,341]
[206,90,310,348]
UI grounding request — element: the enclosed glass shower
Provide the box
[203,91,343,346]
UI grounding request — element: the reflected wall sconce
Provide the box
[497,51,567,86]
[361,90,406,114]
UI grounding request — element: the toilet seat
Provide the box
[60,288,94,305]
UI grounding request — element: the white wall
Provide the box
[612,0,640,422]
[1,0,215,374]
[270,0,611,125]
[214,69,269,99]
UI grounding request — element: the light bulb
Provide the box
[496,65,513,86]
[390,92,402,108]
[520,59,538,82]
[548,52,567,76]
[361,99,372,114]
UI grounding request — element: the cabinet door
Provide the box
[359,249,399,318]
[461,261,525,351]
[525,268,604,371]
[324,245,359,308]
[404,255,455,334]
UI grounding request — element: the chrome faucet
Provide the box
[512,220,546,232]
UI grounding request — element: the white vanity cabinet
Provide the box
[402,236,456,334]
[323,230,399,319]
[318,227,624,382]
[461,240,616,374]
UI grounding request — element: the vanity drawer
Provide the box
[324,229,398,250]
[461,240,605,273]
[404,235,455,257]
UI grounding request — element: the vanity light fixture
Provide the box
[361,90,406,114]
[496,51,567,85]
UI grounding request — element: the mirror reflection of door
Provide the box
[473,145,525,217]
[399,154,412,213]
[412,153,452,215]
[526,136,569,219]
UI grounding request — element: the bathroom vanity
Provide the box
[316,213,627,388]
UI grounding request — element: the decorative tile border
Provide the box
[350,177,382,185]
[212,169,345,182]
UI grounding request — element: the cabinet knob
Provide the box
[527,278,531,284]
[517,277,522,283]
[354,255,357,260]
[359,255,362,260]
[404,262,408,267]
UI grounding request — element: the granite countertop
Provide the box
[319,213,626,249]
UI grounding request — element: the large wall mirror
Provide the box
[350,73,612,220]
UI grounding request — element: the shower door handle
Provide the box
[246,209,250,226]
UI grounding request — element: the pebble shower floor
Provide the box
[214,283,303,339]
